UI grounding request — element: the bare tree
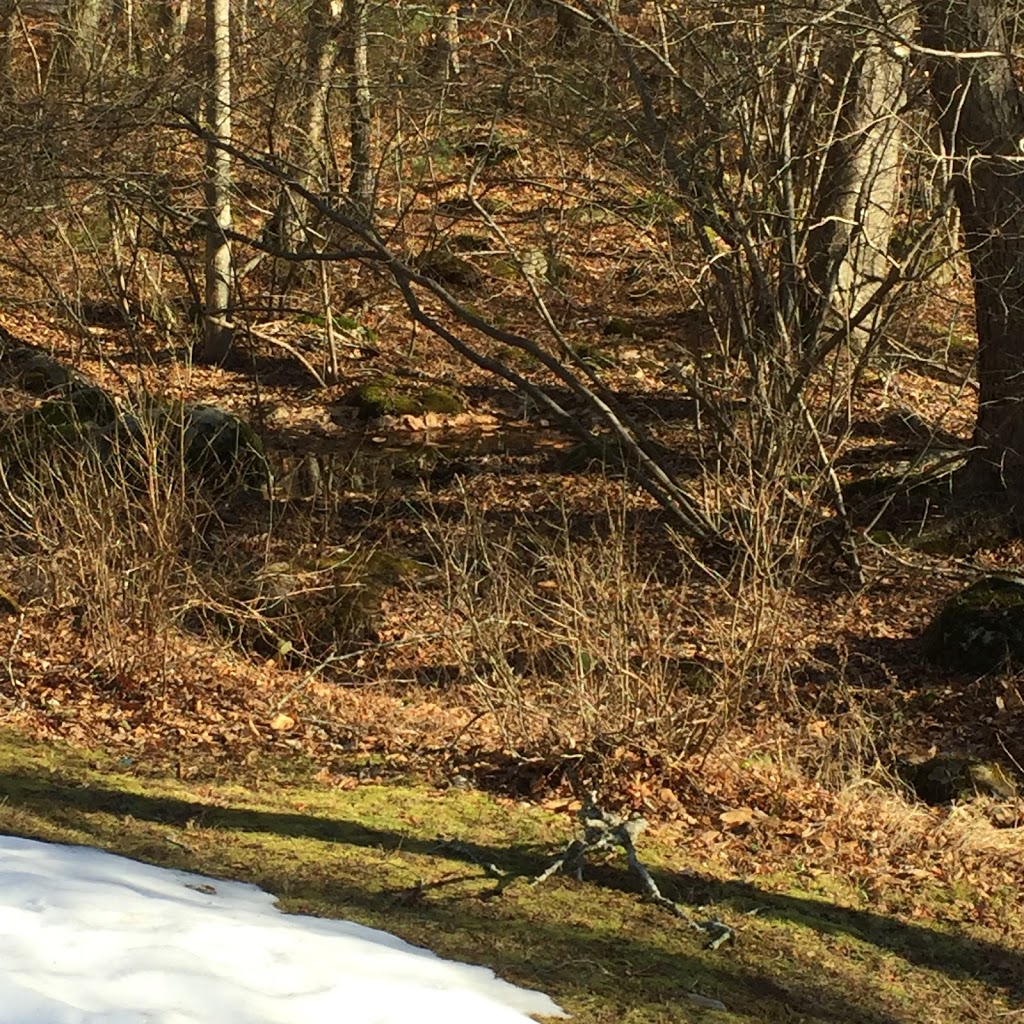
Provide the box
[202,0,233,362]
[271,0,341,261]
[918,0,1024,518]
[344,0,373,218]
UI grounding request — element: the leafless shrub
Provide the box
[0,404,210,675]
[428,489,755,766]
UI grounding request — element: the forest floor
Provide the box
[0,64,1022,1013]
[0,284,1022,1021]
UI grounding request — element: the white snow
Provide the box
[0,834,566,1024]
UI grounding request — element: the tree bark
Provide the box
[919,0,1024,514]
[155,0,191,60]
[202,0,234,363]
[53,0,103,78]
[804,5,909,349]
[343,0,373,220]
[420,2,461,78]
[0,0,13,87]
[302,0,339,187]
[271,0,340,260]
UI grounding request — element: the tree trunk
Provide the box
[0,0,13,87]
[52,0,103,78]
[155,0,191,60]
[803,4,909,349]
[344,0,373,219]
[273,0,339,256]
[302,0,339,186]
[919,0,1024,514]
[420,2,461,78]
[202,0,234,363]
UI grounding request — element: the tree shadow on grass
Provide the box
[667,869,1023,1005]
[0,766,928,1024]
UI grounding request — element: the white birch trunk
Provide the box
[345,0,373,219]
[202,0,233,362]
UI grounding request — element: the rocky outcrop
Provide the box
[0,332,268,495]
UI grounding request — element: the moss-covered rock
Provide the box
[897,755,1018,805]
[0,344,95,396]
[602,316,660,341]
[416,246,483,288]
[559,437,627,473]
[348,381,420,418]
[2,394,268,498]
[566,343,617,370]
[180,404,269,493]
[345,376,464,420]
[0,394,106,482]
[923,575,1024,673]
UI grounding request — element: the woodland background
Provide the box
[0,2,1023,1021]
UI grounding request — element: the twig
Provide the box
[242,321,327,387]
[432,838,516,892]
[4,613,25,690]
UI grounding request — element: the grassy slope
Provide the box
[1,726,1018,1024]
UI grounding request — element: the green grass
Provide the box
[0,726,1019,1023]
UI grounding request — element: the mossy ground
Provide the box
[1,726,1019,1024]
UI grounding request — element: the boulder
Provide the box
[1,334,268,496]
[897,754,1018,805]
[343,375,464,420]
[923,575,1024,673]
[224,549,425,661]
[180,403,269,493]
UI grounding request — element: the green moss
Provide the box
[298,311,378,342]
[923,575,1024,672]
[351,382,421,417]
[346,377,465,419]
[0,727,1021,1024]
[419,387,463,415]
[897,755,1019,804]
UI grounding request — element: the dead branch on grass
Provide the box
[438,794,734,950]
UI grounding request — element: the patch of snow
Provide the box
[0,835,566,1023]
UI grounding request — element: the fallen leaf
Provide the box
[719,806,755,828]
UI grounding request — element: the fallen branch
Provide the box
[436,793,734,949]
[533,794,734,950]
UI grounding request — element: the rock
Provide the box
[0,587,21,616]
[416,246,483,288]
[181,404,269,493]
[897,754,1018,805]
[0,342,96,396]
[0,395,105,481]
[227,548,426,661]
[344,376,464,420]
[923,575,1024,673]
[454,139,519,166]
[0,334,268,498]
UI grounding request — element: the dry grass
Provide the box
[0,414,206,676]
